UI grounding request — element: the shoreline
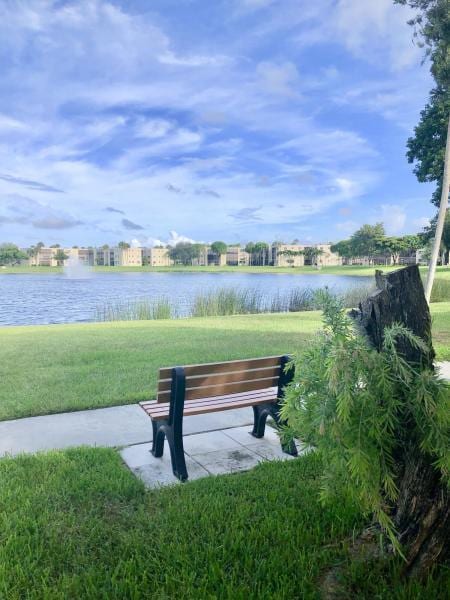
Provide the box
[1,264,445,277]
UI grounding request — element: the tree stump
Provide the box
[350,265,449,577]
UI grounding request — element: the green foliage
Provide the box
[422,208,450,263]
[0,243,28,265]
[54,249,69,265]
[350,223,386,257]
[395,0,450,206]
[117,241,130,249]
[0,448,447,597]
[281,291,449,550]
[210,240,227,255]
[302,246,324,265]
[376,234,422,264]
[168,241,204,265]
[244,241,269,265]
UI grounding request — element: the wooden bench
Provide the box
[140,354,297,481]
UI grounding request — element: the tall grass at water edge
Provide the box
[95,296,172,321]
[95,283,376,321]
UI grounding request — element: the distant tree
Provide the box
[36,241,45,249]
[244,242,255,265]
[349,223,386,263]
[50,244,60,248]
[422,208,450,264]
[210,241,227,256]
[302,246,324,266]
[168,242,203,265]
[54,249,69,266]
[118,241,130,249]
[253,242,269,266]
[376,236,411,265]
[101,244,109,250]
[331,239,354,260]
[0,243,28,265]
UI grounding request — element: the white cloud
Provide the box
[138,231,205,247]
[380,204,407,234]
[256,61,300,97]
[412,216,431,230]
[134,119,173,140]
[158,51,229,67]
[333,0,420,71]
[0,115,26,131]
[336,220,358,233]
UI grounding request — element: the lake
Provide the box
[0,272,366,326]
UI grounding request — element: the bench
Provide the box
[140,354,297,481]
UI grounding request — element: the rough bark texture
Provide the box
[351,265,449,578]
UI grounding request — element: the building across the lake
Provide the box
[272,243,305,267]
[143,247,173,267]
[226,246,250,266]
[25,241,420,269]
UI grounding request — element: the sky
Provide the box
[0,0,437,248]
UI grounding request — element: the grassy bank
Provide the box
[0,448,447,598]
[1,305,449,422]
[3,263,450,277]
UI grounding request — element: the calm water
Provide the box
[0,272,365,326]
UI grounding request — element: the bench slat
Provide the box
[158,355,281,379]
[157,376,279,402]
[142,392,278,420]
[143,388,277,414]
[157,365,281,393]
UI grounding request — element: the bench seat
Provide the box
[140,387,278,420]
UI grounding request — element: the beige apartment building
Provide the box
[314,244,342,267]
[66,247,95,266]
[119,247,142,266]
[143,247,174,267]
[27,241,343,269]
[226,246,250,266]
[29,246,95,267]
[271,244,305,267]
[28,247,59,266]
[94,246,142,266]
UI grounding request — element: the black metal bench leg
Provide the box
[273,354,298,456]
[166,429,188,482]
[270,406,298,456]
[251,404,270,438]
[167,366,188,482]
[151,420,166,458]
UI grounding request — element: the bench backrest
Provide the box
[157,355,290,403]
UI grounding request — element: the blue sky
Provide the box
[0,0,436,247]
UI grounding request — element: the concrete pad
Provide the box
[437,361,450,381]
[246,442,296,461]
[135,455,209,489]
[0,405,253,457]
[182,430,240,454]
[120,442,153,470]
[191,447,262,475]
[223,424,280,446]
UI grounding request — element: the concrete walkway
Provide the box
[0,404,254,457]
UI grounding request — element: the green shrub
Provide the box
[280,291,450,551]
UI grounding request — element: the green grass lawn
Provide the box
[3,263,450,277]
[0,306,449,422]
[0,448,447,598]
